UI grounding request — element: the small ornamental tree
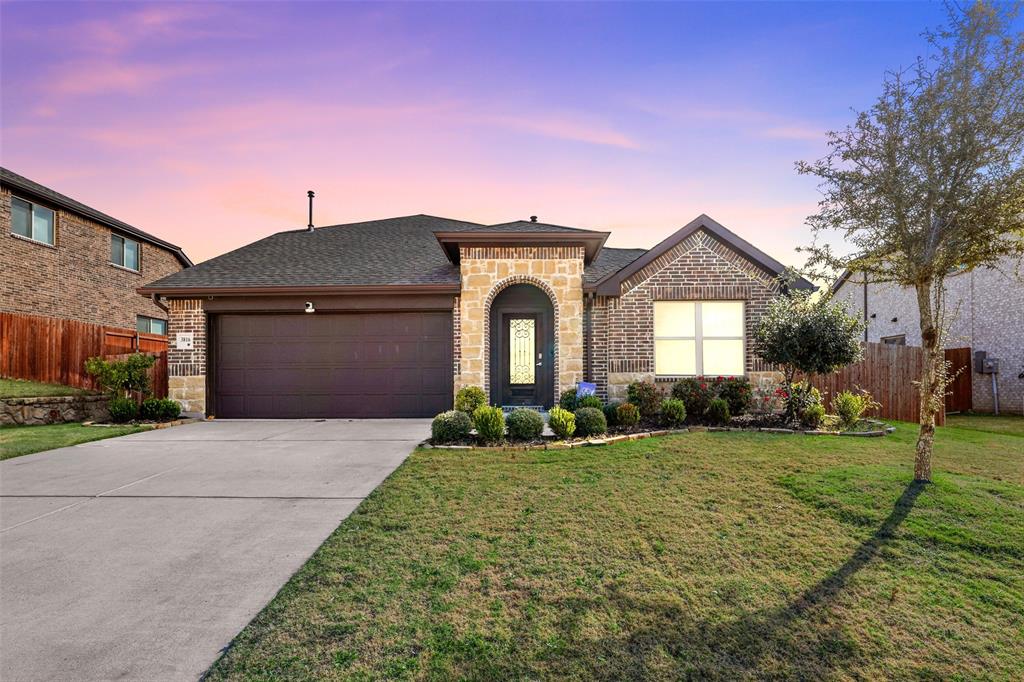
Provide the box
[797,1,1024,481]
[84,353,155,402]
[754,291,864,420]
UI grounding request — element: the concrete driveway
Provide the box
[0,419,429,681]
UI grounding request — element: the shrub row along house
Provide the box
[140,213,813,418]
[1,167,191,333]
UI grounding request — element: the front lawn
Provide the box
[208,420,1023,680]
[0,377,86,398]
[0,423,149,460]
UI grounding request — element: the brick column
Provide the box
[167,298,206,414]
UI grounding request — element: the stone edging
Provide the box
[422,421,895,451]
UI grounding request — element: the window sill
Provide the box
[109,262,142,276]
[10,232,57,250]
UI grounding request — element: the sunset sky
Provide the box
[2,1,951,265]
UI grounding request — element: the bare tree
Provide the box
[798,1,1024,481]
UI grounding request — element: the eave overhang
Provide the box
[137,283,461,297]
[433,230,610,265]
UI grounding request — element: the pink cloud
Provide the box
[49,60,209,96]
[487,114,641,150]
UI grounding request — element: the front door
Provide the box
[501,313,545,406]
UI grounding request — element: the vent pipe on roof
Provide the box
[530,215,537,223]
[307,190,315,231]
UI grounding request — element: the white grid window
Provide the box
[654,301,745,376]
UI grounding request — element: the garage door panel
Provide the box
[215,312,452,418]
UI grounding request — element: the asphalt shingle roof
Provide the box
[583,247,647,285]
[471,220,600,234]
[1,167,192,267]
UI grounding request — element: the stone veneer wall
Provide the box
[167,298,206,414]
[455,246,584,405]
[588,229,784,401]
[1,394,109,425]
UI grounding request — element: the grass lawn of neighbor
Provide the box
[0,423,150,460]
[208,416,1023,680]
[0,377,87,399]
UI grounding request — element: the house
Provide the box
[1,167,192,334]
[140,214,813,418]
[833,258,1024,414]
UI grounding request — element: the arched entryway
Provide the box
[488,283,556,408]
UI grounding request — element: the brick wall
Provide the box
[0,186,182,329]
[166,298,206,414]
[592,229,784,400]
[836,256,1024,413]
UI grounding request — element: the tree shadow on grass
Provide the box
[502,480,928,680]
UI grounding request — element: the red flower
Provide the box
[700,383,707,390]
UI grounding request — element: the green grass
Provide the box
[0,377,86,398]
[0,423,149,460]
[207,419,1023,681]
[945,413,1024,438]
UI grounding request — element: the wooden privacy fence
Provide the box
[805,342,945,426]
[0,312,169,397]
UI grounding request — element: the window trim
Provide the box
[111,233,141,272]
[136,315,167,336]
[10,195,56,246]
[881,334,906,346]
[654,300,746,377]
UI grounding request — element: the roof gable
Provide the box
[592,214,814,295]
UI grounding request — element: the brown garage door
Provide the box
[214,312,452,418]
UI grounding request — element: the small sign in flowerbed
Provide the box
[428,380,893,450]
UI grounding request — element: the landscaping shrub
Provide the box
[660,398,687,428]
[138,397,182,423]
[705,397,731,426]
[559,389,580,412]
[627,380,660,420]
[671,378,712,418]
[85,353,155,399]
[603,401,622,427]
[800,403,826,429]
[108,396,138,423]
[616,402,640,428]
[788,383,822,424]
[579,395,603,410]
[574,406,607,438]
[507,408,544,441]
[716,376,752,416]
[548,406,576,439]
[454,386,487,415]
[832,389,879,429]
[431,410,472,443]
[473,405,506,443]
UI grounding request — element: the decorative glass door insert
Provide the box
[508,317,536,385]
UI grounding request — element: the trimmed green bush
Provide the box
[671,378,712,419]
[800,402,826,429]
[627,380,661,419]
[603,401,622,427]
[716,376,752,416]
[455,386,487,415]
[574,406,607,438]
[431,410,472,443]
[473,405,505,443]
[548,406,576,439]
[578,395,603,410]
[660,398,687,428]
[507,408,544,441]
[559,389,580,412]
[616,402,640,428]
[705,397,731,426]
[139,397,182,422]
[108,397,138,423]
[831,389,879,429]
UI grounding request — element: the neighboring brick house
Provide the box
[1,168,191,332]
[834,257,1024,414]
[140,214,812,417]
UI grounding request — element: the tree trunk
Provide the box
[914,281,942,482]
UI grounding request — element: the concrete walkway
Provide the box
[0,419,429,681]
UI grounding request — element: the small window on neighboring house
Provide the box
[654,301,745,376]
[882,334,906,346]
[137,316,167,335]
[111,234,140,271]
[11,196,55,245]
